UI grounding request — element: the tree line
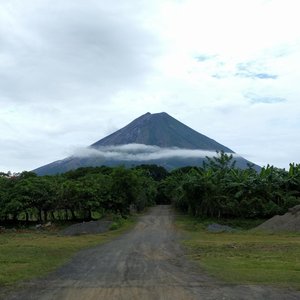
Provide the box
[1,152,300,223]
[0,166,159,223]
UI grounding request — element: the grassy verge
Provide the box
[0,217,135,286]
[176,215,300,289]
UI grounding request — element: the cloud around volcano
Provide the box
[72,143,239,161]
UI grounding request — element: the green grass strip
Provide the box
[0,218,135,286]
[176,215,300,289]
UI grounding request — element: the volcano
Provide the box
[34,112,258,175]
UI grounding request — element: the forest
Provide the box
[0,152,300,223]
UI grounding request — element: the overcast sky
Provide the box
[1,0,300,172]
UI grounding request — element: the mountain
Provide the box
[33,112,258,175]
[91,112,233,151]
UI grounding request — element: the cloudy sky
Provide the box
[1,0,300,172]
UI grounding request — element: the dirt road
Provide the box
[4,206,300,299]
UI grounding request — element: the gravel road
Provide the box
[4,205,300,300]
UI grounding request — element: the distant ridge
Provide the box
[34,112,259,175]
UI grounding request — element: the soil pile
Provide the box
[256,205,300,232]
[60,220,112,236]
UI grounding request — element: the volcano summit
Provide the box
[34,112,258,175]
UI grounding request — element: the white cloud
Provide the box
[1,0,300,172]
[72,144,239,161]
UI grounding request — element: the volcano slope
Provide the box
[4,206,300,300]
[34,112,259,175]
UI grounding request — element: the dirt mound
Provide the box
[60,220,113,236]
[256,205,300,232]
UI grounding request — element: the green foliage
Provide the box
[109,214,132,231]
[0,166,159,223]
[133,164,168,181]
[1,152,300,222]
[164,152,300,218]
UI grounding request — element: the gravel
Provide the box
[256,205,300,232]
[59,220,113,236]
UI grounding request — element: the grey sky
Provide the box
[1,0,300,172]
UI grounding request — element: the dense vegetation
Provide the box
[1,152,300,223]
[0,166,160,222]
[167,153,300,218]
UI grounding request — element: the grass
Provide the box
[0,217,135,286]
[176,215,300,289]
